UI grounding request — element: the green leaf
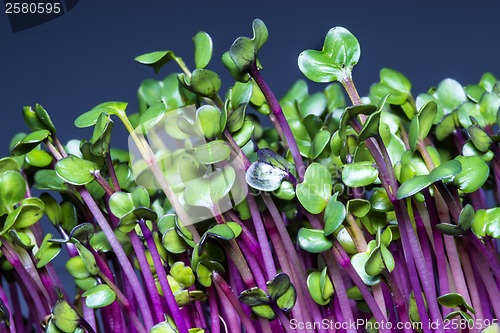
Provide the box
[232,120,254,147]
[83,284,116,308]
[275,284,296,312]
[0,170,26,215]
[396,175,431,200]
[309,130,331,159]
[40,193,62,226]
[267,273,291,300]
[458,204,474,231]
[358,110,381,142]
[371,69,411,106]
[55,155,99,186]
[365,246,385,276]
[11,197,44,229]
[408,115,419,153]
[428,159,462,183]
[436,223,464,236]
[437,293,475,313]
[22,105,54,134]
[69,223,95,243]
[435,78,467,115]
[454,156,489,193]
[369,188,392,212]
[193,32,213,69]
[418,101,438,140]
[251,304,277,320]
[188,69,221,97]
[380,244,395,272]
[351,252,381,286]
[51,300,80,333]
[34,103,57,134]
[196,105,222,139]
[90,112,113,157]
[25,148,52,167]
[194,141,231,164]
[347,199,371,217]
[66,257,91,279]
[298,27,360,83]
[11,130,51,156]
[297,163,332,214]
[206,224,236,241]
[109,191,135,219]
[74,102,128,128]
[184,167,236,208]
[222,52,250,83]
[307,271,332,305]
[149,316,180,333]
[162,228,188,254]
[324,197,346,236]
[297,228,333,253]
[74,241,98,275]
[467,125,492,152]
[472,208,500,238]
[0,157,19,173]
[170,262,195,288]
[238,287,270,306]
[134,50,176,74]
[342,162,379,187]
[228,19,268,72]
[34,169,68,192]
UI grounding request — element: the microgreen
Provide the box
[1,18,500,333]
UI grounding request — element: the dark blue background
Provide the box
[1,0,499,155]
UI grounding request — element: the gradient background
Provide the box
[2,0,500,156]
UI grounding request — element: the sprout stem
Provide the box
[212,272,257,333]
[78,188,154,329]
[138,220,189,333]
[248,62,306,181]
[129,231,165,323]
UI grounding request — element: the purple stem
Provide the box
[105,152,121,191]
[226,210,263,263]
[212,272,257,333]
[393,199,443,332]
[93,170,114,196]
[382,272,413,333]
[423,189,451,298]
[208,287,222,333]
[138,220,189,333]
[78,188,154,329]
[129,232,165,323]
[223,127,277,281]
[434,193,471,305]
[411,202,436,292]
[0,285,16,333]
[331,241,393,333]
[262,196,319,323]
[91,249,125,333]
[323,253,356,333]
[246,194,277,280]
[262,213,307,329]
[238,241,267,290]
[473,255,500,317]
[0,243,48,318]
[472,264,493,321]
[8,284,23,331]
[459,244,483,328]
[82,302,97,333]
[248,62,306,181]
